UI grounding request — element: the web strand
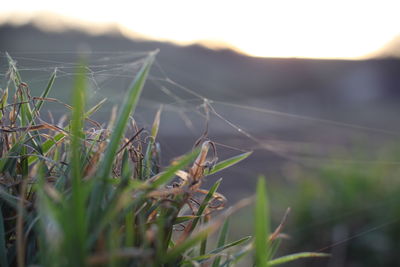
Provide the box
[1,50,399,255]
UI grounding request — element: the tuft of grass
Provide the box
[0,52,327,266]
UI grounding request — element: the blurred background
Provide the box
[1,1,400,266]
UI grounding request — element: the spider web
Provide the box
[1,50,399,261]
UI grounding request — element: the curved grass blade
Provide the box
[255,176,270,267]
[70,64,86,181]
[0,142,23,176]
[6,52,33,125]
[67,62,88,266]
[6,53,42,174]
[97,52,157,179]
[189,178,222,232]
[184,236,252,264]
[212,219,230,267]
[28,96,107,166]
[143,107,162,178]
[210,236,251,255]
[174,216,198,224]
[33,68,57,115]
[87,186,137,248]
[198,179,223,256]
[35,164,64,266]
[88,52,156,229]
[164,225,212,263]
[149,147,200,189]
[220,243,252,267]
[29,68,57,150]
[84,97,107,118]
[206,152,252,176]
[0,87,9,120]
[268,252,330,266]
[165,196,242,264]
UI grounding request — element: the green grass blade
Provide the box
[0,187,19,209]
[200,226,208,257]
[27,133,65,165]
[150,148,200,188]
[70,63,86,183]
[0,142,22,176]
[87,186,135,247]
[28,96,107,166]
[164,178,225,263]
[151,106,162,139]
[97,52,156,179]
[29,68,57,150]
[41,133,65,153]
[87,53,156,223]
[68,63,88,266]
[190,178,222,231]
[174,216,198,224]
[220,243,252,267]
[206,152,252,176]
[5,53,44,161]
[125,211,135,248]
[6,52,34,126]
[165,225,212,263]
[212,219,230,267]
[34,68,57,114]
[143,107,162,178]
[254,176,270,267]
[210,236,251,255]
[35,164,64,266]
[268,252,330,266]
[185,236,251,264]
[0,87,9,120]
[84,97,107,118]
[269,239,282,260]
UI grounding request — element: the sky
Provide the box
[1,0,400,59]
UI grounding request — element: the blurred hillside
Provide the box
[2,22,400,135]
[1,23,400,103]
[369,35,400,58]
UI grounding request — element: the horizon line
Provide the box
[0,11,394,61]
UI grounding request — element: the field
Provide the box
[0,52,334,266]
[1,24,400,267]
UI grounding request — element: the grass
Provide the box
[0,52,328,266]
[272,146,400,266]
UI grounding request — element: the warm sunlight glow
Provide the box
[2,0,400,59]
